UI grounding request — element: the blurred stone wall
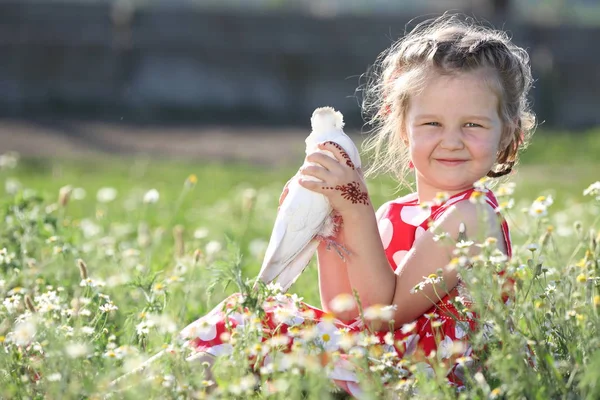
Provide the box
[0,1,599,129]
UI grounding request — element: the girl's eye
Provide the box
[424,122,441,126]
[465,122,482,128]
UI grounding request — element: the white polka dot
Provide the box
[392,250,408,267]
[400,205,431,226]
[378,218,393,249]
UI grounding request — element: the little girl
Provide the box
[179,14,536,397]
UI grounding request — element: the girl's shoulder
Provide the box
[377,188,502,222]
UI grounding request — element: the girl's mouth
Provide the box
[435,159,468,166]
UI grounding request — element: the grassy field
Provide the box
[0,129,599,399]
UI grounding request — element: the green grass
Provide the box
[0,129,599,399]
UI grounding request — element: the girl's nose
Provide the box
[439,128,465,150]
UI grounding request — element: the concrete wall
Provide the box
[1,1,599,129]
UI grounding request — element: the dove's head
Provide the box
[306,107,346,147]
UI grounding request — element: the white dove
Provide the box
[255,106,362,292]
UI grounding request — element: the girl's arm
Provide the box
[317,201,390,321]
[384,200,508,329]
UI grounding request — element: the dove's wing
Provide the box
[256,179,331,290]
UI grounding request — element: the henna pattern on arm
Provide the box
[323,141,355,170]
[324,181,370,205]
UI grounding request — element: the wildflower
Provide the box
[478,237,498,251]
[338,331,356,351]
[205,241,222,257]
[583,181,600,200]
[152,282,166,295]
[456,240,474,249]
[79,309,92,317]
[5,178,21,194]
[526,243,539,252]
[268,334,290,348]
[81,326,95,336]
[272,305,304,326]
[576,274,587,283]
[529,195,553,218]
[99,302,118,313]
[496,182,516,197]
[424,312,438,320]
[185,174,197,187]
[72,187,86,200]
[59,325,74,337]
[96,187,117,203]
[495,198,515,212]
[456,355,473,366]
[490,387,503,399]
[357,333,381,347]
[0,151,19,169]
[47,373,62,382]
[363,304,397,321]
[594,295,600,307]
[0,248,15,265]
[79,278,104,288]
[58,185,72,207]
[329,293,356,314]
[433,232,449,242]
[565,310,577,320]
[12,320,36,346]
[400,321,417,334]
[143,188,160,204]
[193,227,209,239]
[65,342,90,358]
[104,350,117,358]
[473,176,491,191]
[419,201,432,211]
[383,332,394,346]
[433,192,449,206]
[489,250,508,264]
[242,188,257,211]
[3,294,21,314]
[469,189,486,204]
[136,321,152,336]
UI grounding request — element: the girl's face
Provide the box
[405,69,505,201]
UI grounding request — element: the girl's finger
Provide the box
[299,165,331,182]
[305,152,341,172]
[317,141,355,170]
[297,178,325,193]
[278,187,289,207]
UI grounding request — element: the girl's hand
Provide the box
[298,141,371,217]
[278,178,292,210]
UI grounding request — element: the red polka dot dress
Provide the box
[180,188,512,398]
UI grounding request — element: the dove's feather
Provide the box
[256,106,361,291]
[257,179,331,289]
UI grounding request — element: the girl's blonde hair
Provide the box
[361,14,536,186]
